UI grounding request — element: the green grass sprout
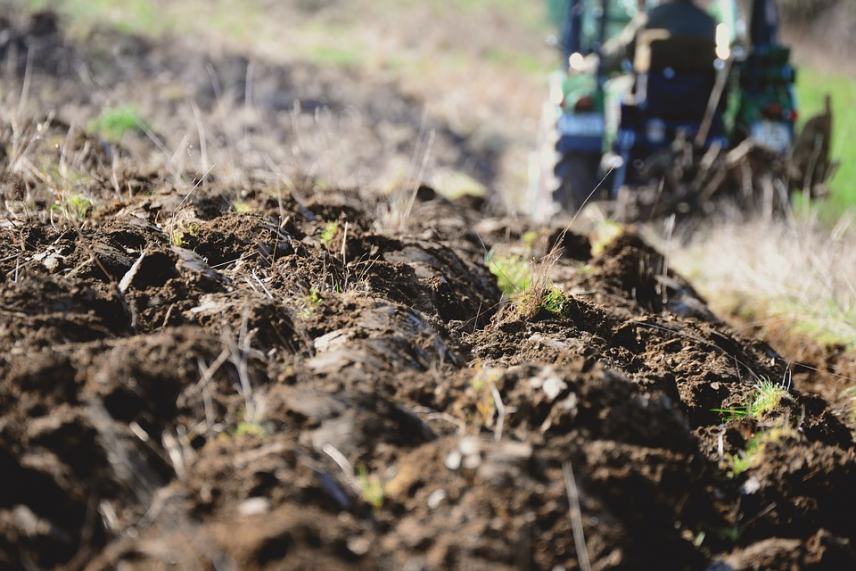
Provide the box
[235,421,269,438]
[714,380,789,421]
[542,287,568,315]
[487,252,532,297]
[89,106,147,140]
[233,200,253,214]
[51,194,93,221]
[357,464,384,509]
[320,221,339,246]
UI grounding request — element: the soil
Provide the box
[1,10,855,571]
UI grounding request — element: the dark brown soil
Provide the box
[1,10,855,571]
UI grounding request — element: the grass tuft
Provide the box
[469,366,502,424]
[170,221,200,247]
[487,248,569,318]
[521,230,539,249]
[541,287,569,315]
[298,288,324,319]
[52,194,92,221]
[591,219,624,256]
[357,464,384,509]
[235,421,269,438]
[487,252,533,297]
[320,221,339,247]
[714,380,789,421]
[751,380,789,417]
[307,288,323,307]
[233,200,253,214]
[88,106,147,140]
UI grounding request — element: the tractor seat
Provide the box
[632,31,717,121]
[635,31,717,73]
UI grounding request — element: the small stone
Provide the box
[12,505,44,536]
[238,497,270,516]
[463,453,481,470]
[427,489,446,510]
[559,392,578,412]
[313,330,350,352]
[458,437,480,457]
[542,376,568,402]
[42,255,60,271]
[445,450,462,471]
[347,535,372,556]
[741,477,761,495]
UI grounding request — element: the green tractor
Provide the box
[531,0,815,220]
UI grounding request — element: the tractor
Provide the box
[531,0,816,220]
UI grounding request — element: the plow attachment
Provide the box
[605,101,837,223]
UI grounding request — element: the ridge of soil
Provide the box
[1,10,855,571]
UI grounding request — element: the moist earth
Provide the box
[1,10,855,571]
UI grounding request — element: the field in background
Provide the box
[19,0,555,203]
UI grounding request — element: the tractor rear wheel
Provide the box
[554,152,601,213]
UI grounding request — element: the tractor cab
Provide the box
[608,0,739,194]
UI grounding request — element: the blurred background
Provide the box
[4,0,853,211]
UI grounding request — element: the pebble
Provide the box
[458,437,480,457]
[238,497,271,516]
[427,489,446,510]
[741,477,761,495]
[542,376,568,402]
[444,450,462,471]
[347,536,372,556]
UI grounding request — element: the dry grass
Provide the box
[486,235,567,319]
[18,0,552,208]
[669,214,856,348]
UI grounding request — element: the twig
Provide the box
[491,384,506,442]
[194,349,230,393]
[562,461,593,571]
[321,443,360,493]
[191,101,209,175]
[696,56,732,148]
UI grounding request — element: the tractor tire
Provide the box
[554,152,601,213]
